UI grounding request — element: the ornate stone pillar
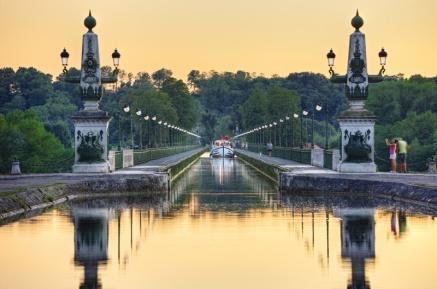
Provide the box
[62,12,119,173]
[330,12,385,173]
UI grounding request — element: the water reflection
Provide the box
[334,209,375,289]
[0,157,436,289]
[73,208,109,289]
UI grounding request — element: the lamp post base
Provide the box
[337,161,377,173]
[73,161,111,173]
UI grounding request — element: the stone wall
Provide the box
[0,173,169,221]
[280,173,437,208]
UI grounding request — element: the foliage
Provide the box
[369,77,437,171]
[191,71,345,140]
[0,110,73,173]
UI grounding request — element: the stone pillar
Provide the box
[72,112,111,173]
[122,149,134,168]
[311,148,324,167]
[107,150,116,172]
[10,160,21,175]
[331,12,382,173]
[68,12,116,173]
[337,108,377,173]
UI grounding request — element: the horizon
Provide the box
[1,0,437,80]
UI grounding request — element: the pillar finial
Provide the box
[84,10,97,32]
[351,10,364,31]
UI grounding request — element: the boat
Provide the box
[210,138,234,158]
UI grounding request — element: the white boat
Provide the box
[210,139,234,158]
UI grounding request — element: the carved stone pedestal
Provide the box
[72,109,111,173]
[337,103,377,173]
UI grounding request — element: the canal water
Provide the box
[0,156,437,289]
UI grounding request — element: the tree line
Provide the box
[0,66,436,172]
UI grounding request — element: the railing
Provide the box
[247,145,312,164]
[115,151,123,170]
[324,150,333,169]
[133,145,200,166]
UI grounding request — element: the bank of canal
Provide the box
[235,149,437,209]
[0,148,206,220]
[0,157,436,289]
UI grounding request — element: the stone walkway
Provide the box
[0,148,206,192]
[235,149,437,189]
[235,149,336,174]
[117,147,206,173]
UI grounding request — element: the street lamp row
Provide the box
[123,105,200,149]
[234,104,328,150]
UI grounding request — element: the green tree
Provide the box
[0,110,73,173]
[161,77,199,129]
[152,68,173,88]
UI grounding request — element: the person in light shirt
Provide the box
[385,138,397,173]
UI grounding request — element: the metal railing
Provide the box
[133,145,200,166]
[115,151,123,170]
[246,144,312,164]
[324,150,333,169]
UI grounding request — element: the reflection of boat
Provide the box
[210,138,234,158]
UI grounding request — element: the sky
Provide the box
[1,0,437,80]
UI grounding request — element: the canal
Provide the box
[0,155,436,289]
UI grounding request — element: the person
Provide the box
[395,138,408,173]
[266,141,273,157]
[385,138,397,173]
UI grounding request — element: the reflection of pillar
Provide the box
[73,209,109,289]
[334,208,375,289]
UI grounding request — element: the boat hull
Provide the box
[210,146,234,158]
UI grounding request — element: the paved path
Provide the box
[235,149,335,174]
[235,149,437,189]
[118,147,206,173]
[0,148,205,192]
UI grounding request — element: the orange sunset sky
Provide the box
[1,0,437,80]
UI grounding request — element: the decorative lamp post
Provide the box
[123,105,134,148]
[285,116,290,147]
[327,11,387,172]
[292,113,298,148]
[273,122,278,146]
[311,104,323,149]
[135,110,143,149]
[302,110,309,148]
[60,11,120,173]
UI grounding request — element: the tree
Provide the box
[0,110,73,173]
[161,77,199,129]
[31,94,77,147]
[14,67,55,108]
[152,68,173,88]
[0,67,16,106]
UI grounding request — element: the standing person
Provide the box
[385,138,397,173]
[396,138,408,173]
[266,141,273,157]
